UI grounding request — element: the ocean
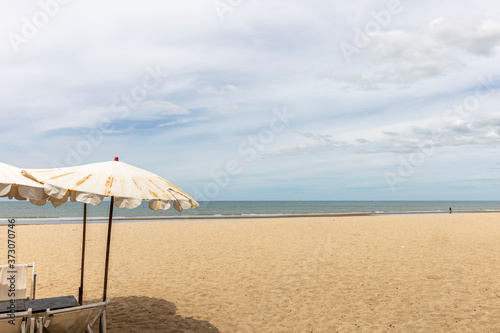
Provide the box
[0,200,499,225]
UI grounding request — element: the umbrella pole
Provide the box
[101,197,114,333]
[78,203,87,305]
[103,196,114,301]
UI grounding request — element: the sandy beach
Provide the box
[4,213,500,332]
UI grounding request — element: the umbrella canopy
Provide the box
[0,162,47,205]
[24,160,198,211]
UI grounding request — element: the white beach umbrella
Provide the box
[23,158,198,312]
[24,159,197,211]
[0,162,47,205]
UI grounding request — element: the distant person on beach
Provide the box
[449,207,452,214]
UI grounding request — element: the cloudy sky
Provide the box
[1,0,500,201]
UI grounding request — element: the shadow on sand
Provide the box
[89,296,220,333]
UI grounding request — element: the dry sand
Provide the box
[2,213,500,332]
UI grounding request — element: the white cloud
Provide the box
[158,117,208,127]
[264,132,351,158]
[199,84,239,94]
[429,18,500,55]
[131,100,189,119]
[214,104,240,114]
[332,17,500,88]
[1,0,500,199]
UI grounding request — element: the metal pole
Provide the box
[103,197,114,301]
[100,197,114,333]
[78,203,87,305]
